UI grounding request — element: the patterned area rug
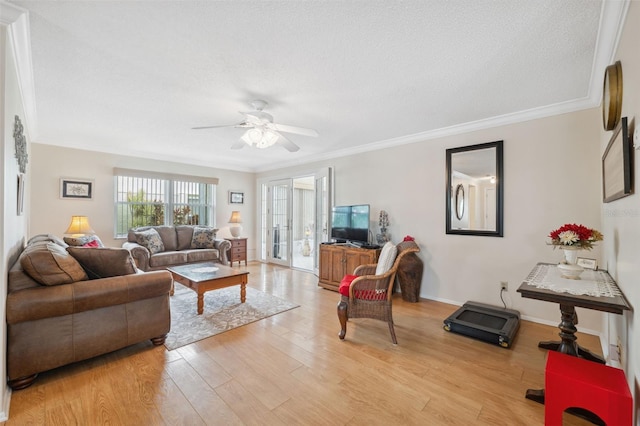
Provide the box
[165,284,299,350]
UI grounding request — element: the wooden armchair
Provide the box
[337,240,420,344]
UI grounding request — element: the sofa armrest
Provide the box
[122,241,151,271]
[214,238,231,264]
[6,270,173,324]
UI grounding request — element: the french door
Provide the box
[260,168,333,271]
[267,179,291,267]
[313,168,332,274]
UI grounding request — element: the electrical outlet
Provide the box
[500,281,508,291]
[617,338,624,365]
[610,343,620,362]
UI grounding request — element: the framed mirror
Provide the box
[446,140,503,237]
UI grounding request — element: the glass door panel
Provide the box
[268,179,291,266]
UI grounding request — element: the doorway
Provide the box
[259,168,332,273]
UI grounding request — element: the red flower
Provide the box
[548,223,603,249]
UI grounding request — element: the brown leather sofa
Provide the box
[6,235,172,390]
[122,225,231,271]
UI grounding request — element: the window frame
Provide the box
[113,168,218,238]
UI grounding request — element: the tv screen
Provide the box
[331,204,370,244]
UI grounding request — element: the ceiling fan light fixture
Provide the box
[241,128,279,149]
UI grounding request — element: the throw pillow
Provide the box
[64,235,104,247]
[20,241,88,285]
[190,227,218,249]
[67,247,137,279]
[82,239,100,248]
[134,228,165,254]
[375,241,397,275]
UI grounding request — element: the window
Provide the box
[114,168,218,238]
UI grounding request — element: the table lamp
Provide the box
[228,211,242,238]
[65,215,95,237]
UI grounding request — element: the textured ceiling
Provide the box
[10,1,621,172]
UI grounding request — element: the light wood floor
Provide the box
[4,262,600,425]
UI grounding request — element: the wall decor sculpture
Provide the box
[14,115,28,174]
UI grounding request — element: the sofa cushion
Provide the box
[175,225,195,250]
[184,249,220,263]
[134,228,165,254]
[19,242,88,286]
[67,247,137,279]
[153,226,178,251]
[149,251,188,268]
[190,226,218,249]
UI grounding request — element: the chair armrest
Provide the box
[214,239,231,264]
[122,241,150,271]
[354,264,377,276]
[349,269,396,300]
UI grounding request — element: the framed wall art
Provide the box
[602,117,633,203]
[229,191,244,204]
[60,178,94,199]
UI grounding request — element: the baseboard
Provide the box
[0,384,12,422]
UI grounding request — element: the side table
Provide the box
[228,238,247,267]
[517,262,631,412]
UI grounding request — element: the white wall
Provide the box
[1,9,31,420]
[29,144,257,258]
[603,0,640,397]
[258,108,605,334]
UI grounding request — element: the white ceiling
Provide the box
[9,1,626,172]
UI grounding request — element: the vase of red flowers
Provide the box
[548,224,603,279]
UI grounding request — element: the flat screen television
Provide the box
[330,204,370,245]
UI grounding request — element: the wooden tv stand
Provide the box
[318,243,381,291]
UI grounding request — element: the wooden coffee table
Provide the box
[167,262,249,315]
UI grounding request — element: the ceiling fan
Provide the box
[192,99,318,152]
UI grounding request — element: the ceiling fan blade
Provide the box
[278,134,300,152]
[230,139,247,150]
[270,123,318,137]
[192,121,252,130]
[192,124,237,130]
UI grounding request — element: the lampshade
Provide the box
[228,211,242,238]
[65,215,95,236]
[228,211,242,224]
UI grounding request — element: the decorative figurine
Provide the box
[376,210,390,245]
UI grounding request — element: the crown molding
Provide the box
[1,2,38,140]
[589,0,630,106]
[0,1,24,25]
[254,95,597,173]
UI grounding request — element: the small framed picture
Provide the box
[60,178,94,199]
[229,191,244,204]
[576,257,598,270]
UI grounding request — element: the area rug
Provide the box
[164,284,299,350]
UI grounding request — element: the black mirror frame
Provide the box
[446,140,504,237]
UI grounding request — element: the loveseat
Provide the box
[6,234,172,390]
[122,225,231,271]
